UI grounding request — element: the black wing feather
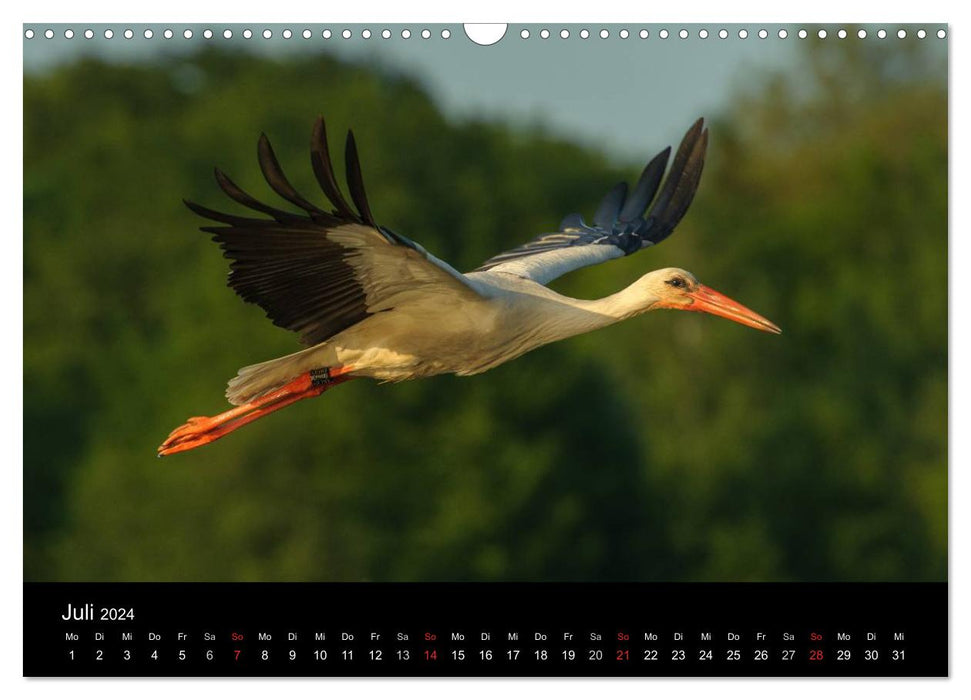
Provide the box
[593,182,627,229]
[187,117,434,347]
[310,116,359,221]
[213,168,313,226]
[646,118,706,228]
[654,128,708,232]
[256,133,328,217]
[209,225,370,344]
[344,131,378,228]
[475,118,708,274]
[184,199,279,229]
[619,146,670,222]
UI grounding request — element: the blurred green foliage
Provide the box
[24,40,946,581]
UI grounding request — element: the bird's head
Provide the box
[640,267,781,334]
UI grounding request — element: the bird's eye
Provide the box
[666,277,686,289]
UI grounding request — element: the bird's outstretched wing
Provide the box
[475,118,709,285]
[187,117,481,347]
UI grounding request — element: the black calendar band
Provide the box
[24,582,947,677]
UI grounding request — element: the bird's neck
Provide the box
[532,282,658,341]
[572,283,658,323]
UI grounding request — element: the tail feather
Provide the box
[226,344,334,405]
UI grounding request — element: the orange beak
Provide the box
[684,284,782,334]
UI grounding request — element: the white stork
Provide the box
[159,117,780,456]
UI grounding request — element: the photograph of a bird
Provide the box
[158,117,780,457]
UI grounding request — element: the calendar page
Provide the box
[22,21,948,677]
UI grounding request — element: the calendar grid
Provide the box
[24,582,946,677]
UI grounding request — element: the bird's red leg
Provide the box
[158,367,354,457]
[162,374,320,443]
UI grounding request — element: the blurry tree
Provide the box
[24,38,946,582]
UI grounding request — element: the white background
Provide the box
[4,1,964,698]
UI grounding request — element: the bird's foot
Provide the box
[164,416,220,441]
[158,390,314,457]
[157,422,232,456]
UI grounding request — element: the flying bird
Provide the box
[159,117,780,456]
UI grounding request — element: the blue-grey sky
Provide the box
[24,23,805,162]
[23,23,945,161]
